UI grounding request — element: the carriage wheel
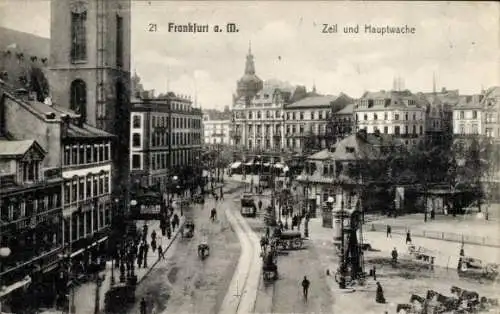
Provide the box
[279,241,288,250]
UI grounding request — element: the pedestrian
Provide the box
[142,224,149,242]
[375,282,386,304]
[258,200,263,211]
[220,186,224,200]
[137,244,144,268]
[140,297,147,314]
[173,213,179,229]
[143,242,149,268]
[151,238,157,253]
[151,230,157,241]
[406,230,412,244]
[158,245,164,260]
[391,247,398,265]
[301,276,310,302]
[386,225,392,238]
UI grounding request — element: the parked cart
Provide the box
[275,230,303,250]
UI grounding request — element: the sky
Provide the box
[1,1,499,110]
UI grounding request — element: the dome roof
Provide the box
[239,73,262,84]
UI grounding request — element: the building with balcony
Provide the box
[354,90,428,146]
[0,78,115,311]
[130,91,203,192]
[0,139,63,312]
[59,114,114,273]
[453,94,484,137]
[202,115,232,145]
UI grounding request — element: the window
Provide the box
[311,112,315,120]
[79,145,85,164]
[132,115,141,128]
[394,113,400,120]
[383,126,388,134]
[257,111,261,119]
[394,126,400,135]
[405,113,408,120]
[116,14,123,67]
[22,161,39,182]
[384,113,388,120]
[71,11,87,62]
[72,180,77,203]
[460,124,465,134]
[72,146,78,164]
[104,144,110,161]
[419,125,423,135]
[65,182,71,205]
[459,111,464,119]
[404,125,408,134]
[472,111,478,119]
[86,176,92,197]
[374,114,378,120]
[363,114,368,121]
[472,124,479,134]
[86,145,92,163]
[79,178,85,200]
[412,125,416,134]
[70,79,87,122]
[412,113,416,120]
[64,146,71,166]
[319,111,323,119]
[300,112,304,120]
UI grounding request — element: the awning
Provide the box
[245,161,253,166]
[0,276,32,298]
[231,161,242,169]
[263,163,270,167]
[283,166,289,172]
[274,163,284,168]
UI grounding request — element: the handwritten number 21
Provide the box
[148,23,157,32]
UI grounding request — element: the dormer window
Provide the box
[22,160,40,182]
[346,146,355,153]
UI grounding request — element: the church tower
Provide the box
[236,42,263,102]
[49,0,131,207]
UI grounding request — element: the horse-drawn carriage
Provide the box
[458,256,499,280]
[275,230,304,250]
[240,194,257,217]
[182,220,195,238]
[262,249,278,281]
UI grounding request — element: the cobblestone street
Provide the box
[127,193,240,314]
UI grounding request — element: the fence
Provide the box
[369,223,500,248]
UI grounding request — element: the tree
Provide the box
[30,66,50,102]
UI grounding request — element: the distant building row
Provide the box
[226,46,500,152]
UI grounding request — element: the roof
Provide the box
[329,132,401,161]
[356,90,427,111]
[308,149,333,160]
[0,139,46,158]
[65,123,114,139]
[335,103,354,115]
[287,95,338,109]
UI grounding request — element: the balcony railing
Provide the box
[0,245,63,277]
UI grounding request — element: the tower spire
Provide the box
[244,42,256,75]
[432,72,436,94]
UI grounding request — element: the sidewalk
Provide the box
[41,209,185,314]
[305,218,500,314]
[367,211,500,247]
[307,218,500,268]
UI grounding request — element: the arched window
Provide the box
[71,10,87,62]
[70,79,87,122]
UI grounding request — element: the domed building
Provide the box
[236,43,263,101]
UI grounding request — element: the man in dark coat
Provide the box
[301,276,310,302]
[386,225,392,238]
[406,230,412,244]
[140,297,147,314]
[376,282,386,303]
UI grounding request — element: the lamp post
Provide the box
[0,247,12,314]
[304,177,310,238]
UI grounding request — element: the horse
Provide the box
[210,208,217,222]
